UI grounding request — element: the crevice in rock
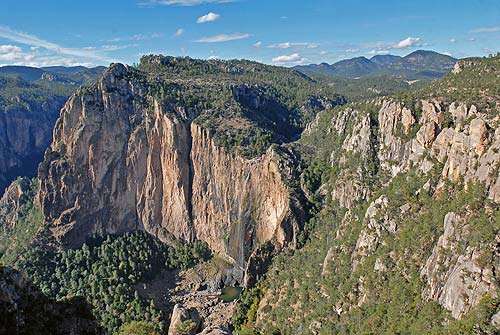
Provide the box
[186,120,195,242]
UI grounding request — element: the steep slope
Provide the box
[236,55,500,334]
[31,56,343,281]
[0,266,103,335]
[0,66,105,194]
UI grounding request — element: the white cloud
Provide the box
[361,37,423,54]
[267,42,319,49]
[0,45,27,61]
[80,44,138,52]
[0,45,22,53]
[139,0,237,6]
[106,33,162,42]
[195,33,252,43]
[394,37,421,48]
[368,49,390,55]
[345,48,360,53]
[272,53,306,65]
[0,44,94,67]
[0,25,130,66]
[175,28,184,37]
[469,26,500,33]
[101,44,138,51]
[11,55,95,67]
[197,12,220,23]
[449,38,457,43]
[0,25,111,62]
[253,41,262,47]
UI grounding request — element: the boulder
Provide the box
[168,304,201,335]
[197,326,232,335]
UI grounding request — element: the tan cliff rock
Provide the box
[327,99,500,207]
[37,64,307,279]
[421,212,498,319]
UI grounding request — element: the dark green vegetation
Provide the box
[3,53,500,334]
[0,65,106,84]
[249,176,500,334]
[0,76,70,110]
[0,75,69,193]
[295,50,456,80]
[15,231,210,334]
[114,321,160,335]
[233,286,265,335]
[134,55,345,157]
[310,73,428,101]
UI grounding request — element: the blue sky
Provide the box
[1,0,500,67]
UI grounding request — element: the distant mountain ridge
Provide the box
[295,50,457,80]
[0,65,106,84]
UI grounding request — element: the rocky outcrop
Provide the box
[197,326,232,335]
[325,98,500,207]
[352,195,397,271]
[328,108,374,208]
[168,303,201,335]
[0,178,34,231]
[421,212,498,318]
[38,63,308,280]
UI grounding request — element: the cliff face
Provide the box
[0,97,65,194]
[38,63,310,275]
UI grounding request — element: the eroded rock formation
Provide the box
[37,63,308,280]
